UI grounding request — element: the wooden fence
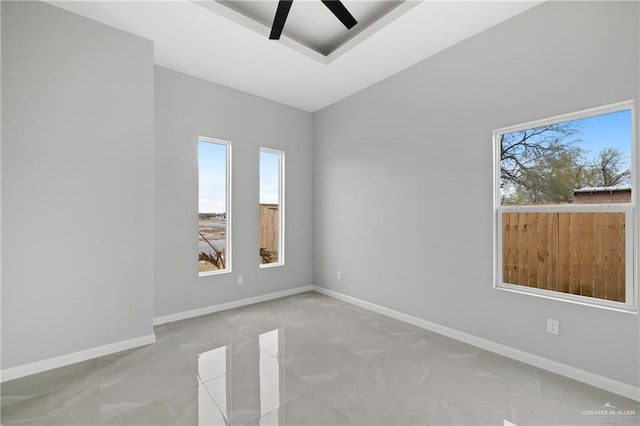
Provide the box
[502,212,625,302]
[260,204,279,262]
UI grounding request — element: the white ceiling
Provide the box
[48,0,544,112]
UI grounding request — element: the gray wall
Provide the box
[154,67,313,318]
[313,1,640,386]
[1,1,154,368]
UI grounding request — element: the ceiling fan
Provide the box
[269,0,358,40]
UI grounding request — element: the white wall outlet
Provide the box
[337,270,342,280]
[547,318,559,335]
[237,275,243,285]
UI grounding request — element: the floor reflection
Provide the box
[198,345,229,424]
[197,328,284,424]
[198,383,228,425]
[260,329,282,420]
[198,344,230,383]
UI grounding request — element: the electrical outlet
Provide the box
[547,318,559,335]
[237,275,243,285]
[337,270,342,280]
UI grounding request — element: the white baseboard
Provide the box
[312,285,640,402]
[0,333,156,383]
[153,285,314,326]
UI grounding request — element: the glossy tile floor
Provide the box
[2,291,638,425]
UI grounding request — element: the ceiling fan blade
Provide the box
[320,0,357,29]
[269,0,293,40]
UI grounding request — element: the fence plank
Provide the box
[605,213,621,302]
[605,214,615,301]
[592,213,606,300]
[548,213,559,292]
[580,213,594,298]
[616,213,627,302]
[502,213,510,283]
[509,213,519,283]
[537,213,549,290]
[518,213,529,285]
[527,213,539,287]
[558,213,570,294]
[568,213,582,296]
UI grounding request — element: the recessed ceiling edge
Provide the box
[193,0,423,65]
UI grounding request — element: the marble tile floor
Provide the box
[2,291,638,425]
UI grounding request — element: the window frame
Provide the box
[259,147,285,268]
[198,136,232,277]
[493,100,637,312]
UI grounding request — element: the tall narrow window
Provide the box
[198,137,231,275]
[259,148,284,267]
[495,101,635,311]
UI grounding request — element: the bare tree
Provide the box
[500,123,580,187]
[586,148,631,187]
[500,123,585,204]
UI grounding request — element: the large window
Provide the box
[198,137,231,275]
[259,148,284,267]
[494,101,635,311]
